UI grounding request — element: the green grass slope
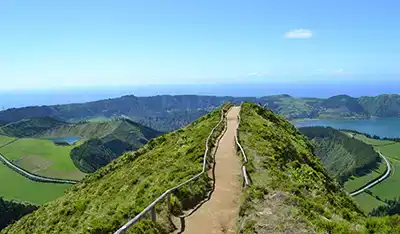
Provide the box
[236,103,400,233]
[0,117,67,137]
[2,104,230,234]
[299,126,381,184]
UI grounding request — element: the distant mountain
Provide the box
[0,94,398,132]
[261,94,400,120]
[358,94,400,117]
[299,126,381,184]
[0,117,67,138]
[0,95,251,132]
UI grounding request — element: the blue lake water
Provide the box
[49,136,81,145]
[292,118,400,138]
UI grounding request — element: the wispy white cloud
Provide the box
[330,68,351,76]
[284,29,313,39]
[247,72,268,77]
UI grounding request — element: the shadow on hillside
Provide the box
[344,157,383,183]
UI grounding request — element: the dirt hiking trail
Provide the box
[183,106,242,234]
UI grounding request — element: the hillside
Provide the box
[0,94,398,132]
[0,95,244,132]
[358,94,400,117]
[236,103,400,233]
[39,118,162,145]
[39,119,163,173]
[299,126,381,184]
[2,104,231,233]
[0,117,67,137]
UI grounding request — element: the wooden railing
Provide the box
[114,107,228,234]
[235,102,250,187]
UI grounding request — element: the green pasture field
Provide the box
[0,162,71,204]
[342,132,400,212]
[344,161,386,192]
[0,137,86,180]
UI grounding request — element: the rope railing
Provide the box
[235,102,250,187]
[114,107,228,234]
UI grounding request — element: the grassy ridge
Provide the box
[236,103,400,233]
[0,117,67,138]
[3,104,231,234]
[237,103,364,233]
[37,119,155,140]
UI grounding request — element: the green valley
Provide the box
[0,162,71,204]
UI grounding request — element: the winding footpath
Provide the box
[349,152,391,197]
[182,107,242,234]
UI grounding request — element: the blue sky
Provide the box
[1,0,399,90]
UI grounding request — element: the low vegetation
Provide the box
[299,126,381,184]
[2,104,231,234]
[0,197,38,230]
[370,197,400,217]
[236,102,400,233]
